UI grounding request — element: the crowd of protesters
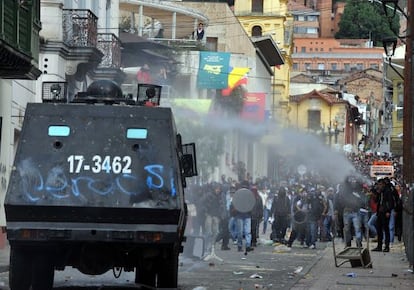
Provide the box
[184,152,404,256]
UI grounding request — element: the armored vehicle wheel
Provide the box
[9,246,31,290]
[31,252,55,290]
[157,250,179,288]
[135,263,156,288]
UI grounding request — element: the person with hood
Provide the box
[230,180,254,252]
[334,175,364,248]
[270,186,291,243]
[372,178,395,252]
[306,187,326,249]
[250,185,263,247]
[200,182,227,254]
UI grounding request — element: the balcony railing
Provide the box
[63,9,98,47]
[97,33,122,68]
[147,37,203,50]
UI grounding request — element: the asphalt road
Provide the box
[0,238,327,289]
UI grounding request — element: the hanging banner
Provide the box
[222,67,250,96]
[197,52,230,89]
[240,92,266,122]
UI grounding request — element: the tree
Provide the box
[335,0,400,46]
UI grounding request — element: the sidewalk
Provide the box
[291,239,414,290]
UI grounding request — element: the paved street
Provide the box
[178,239,326,290]
[0,237,327,289]
[0,236,412,289]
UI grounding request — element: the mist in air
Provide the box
[169,102,356,185]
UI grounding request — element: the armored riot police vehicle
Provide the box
[4,80,197,290]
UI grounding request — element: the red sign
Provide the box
[240,92,266,122]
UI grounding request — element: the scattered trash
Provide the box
[273,244,292,253]
[192,287,208,290]
[208,262,215,267]
[250,273,263,279]
[260,238,274,245]
[391,273,398,277]
[369,270,374,274]
[233,271,244,275]
[241,257,247,260]
[254,283,274,289]
[406,269,414,273]
[346,272,357,278]
[293,266,303,274]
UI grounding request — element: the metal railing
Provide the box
[42,82,68,103]
[63,9,98,47]
[97,33,122,68]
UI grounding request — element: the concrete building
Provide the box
[0,0,42,246]
[233,0,293,128]
[384,44,405,156]
[292,38,383,75]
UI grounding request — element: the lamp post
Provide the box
[381,0,414,269]
[380,0,408,19]
[383,37,405,80]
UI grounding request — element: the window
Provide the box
[252,0,263,13]
[308,110,321,130]
[331,63,337,70]
[356,63,364,70]
[370,63,379,69]
[344,63,350,71]
[293,63,299,70]
[397,86,404,121]
[307,15,317,21]
[305,63,311,70]
[318,63,325,70]
[252,26,262,37]
[206,37,218,51]
[301,46,306,52]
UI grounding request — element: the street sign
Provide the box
[370,165,394,178]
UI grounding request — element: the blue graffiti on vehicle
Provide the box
[17,159,176,203]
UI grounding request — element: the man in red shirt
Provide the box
[137,64,152,84]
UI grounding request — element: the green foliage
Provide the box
[336,0,400,46]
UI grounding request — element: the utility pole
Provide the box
[404,1,413,183]
[402,0,414,269]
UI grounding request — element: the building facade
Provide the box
[233,0,293,127]
[0,0,42,245]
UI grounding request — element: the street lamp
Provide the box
[380,0,408,19]
[383,37,405,80]
[383,36,397,57]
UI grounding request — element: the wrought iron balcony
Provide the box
[63,9,98,47]
[97,33,122,68]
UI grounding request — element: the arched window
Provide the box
[252,26,262,37]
